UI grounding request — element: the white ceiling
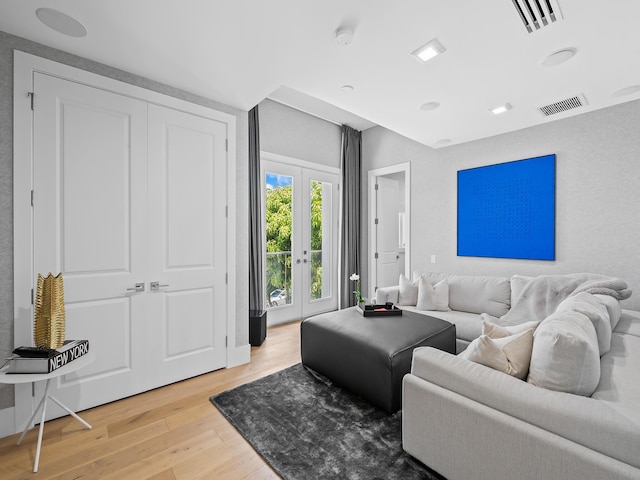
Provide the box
[1,0,639,148]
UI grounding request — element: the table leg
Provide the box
[16,378,50,446]
[49,395,92,430]
[33,379,52,473]
[13,378,91,473]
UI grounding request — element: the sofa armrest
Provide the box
[409,347,640,469]
[374,285,399,304]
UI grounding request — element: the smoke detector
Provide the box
[335,26,354,46]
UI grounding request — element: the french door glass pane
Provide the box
[309,179,332,301]
[265,172,293,309]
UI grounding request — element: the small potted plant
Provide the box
[350,273,367,309]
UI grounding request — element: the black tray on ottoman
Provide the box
[301,307,456,413]
[358,303,403,316]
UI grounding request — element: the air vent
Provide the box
[511,0,563,33]
[537,94,587,117]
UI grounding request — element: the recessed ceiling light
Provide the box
[419,101,440,111]
[541,48,577,67]
[36,8,87,38]
[341,85,354,92]
[490,103,513,115]
[612,85,640,97]
[411,38,446,63]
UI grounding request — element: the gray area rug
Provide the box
[210,363,445,480]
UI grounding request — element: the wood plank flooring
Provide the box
[0,320,302,479]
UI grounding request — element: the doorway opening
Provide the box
[368,163,411,299]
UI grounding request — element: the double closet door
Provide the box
[29,72,228,415]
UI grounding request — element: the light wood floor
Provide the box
[0,320,301,480]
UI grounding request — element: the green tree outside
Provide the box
[265,181,324,306]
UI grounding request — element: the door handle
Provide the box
[126,282,145,293]
[150,281,169,291]
[303,259,308,263]
[296,259,301,264]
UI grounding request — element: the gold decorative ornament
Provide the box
[34,273,66,349]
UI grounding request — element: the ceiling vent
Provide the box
[511,0,563,33]
[537,94,587,117]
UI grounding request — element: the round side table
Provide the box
[0,351,96,472]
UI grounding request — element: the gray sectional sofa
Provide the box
[375,272,640,480]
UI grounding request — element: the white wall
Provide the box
[259,99,341,168]
[362,100,640,311]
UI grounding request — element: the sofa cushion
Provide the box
[402,307,482,343]
[416,277,449,311]
[397,274,418,306]
[556,293,612,355]
[374,285,399,304]
[527,311,600,396]
[459,328,534,379]
[614,309,640,338]
[447,275,511,317]
[594,294,622,331]
[412,271,448,285]
[510,274,532,306]
[592,332,640,410]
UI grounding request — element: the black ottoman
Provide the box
[301,307,456,413]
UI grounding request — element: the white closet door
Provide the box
[146,105,227,385]
[32,72,151,410]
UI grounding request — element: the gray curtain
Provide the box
[339,125,362,308]
[248,106,264,312]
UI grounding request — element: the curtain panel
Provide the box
[339,125,362,308]
[248,106,264,312]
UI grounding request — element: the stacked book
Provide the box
[6,340,89,374]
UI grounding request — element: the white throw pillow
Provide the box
[459,328,534,380]
[416,277,449,311]
[527,311,600,396]
[397,274,418,306]
[482,320,540,339]
[556,293,612,355]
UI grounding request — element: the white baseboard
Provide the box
[227,344,250,368]
[0,406,16,438]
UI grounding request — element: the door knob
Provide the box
[296,259,301,264]
[150,281,169,291]
[126,282,145,292]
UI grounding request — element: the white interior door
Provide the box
[146,104,227,386]
[376,176,401,289]
[32,72,151,410]
[262,160,339,325]
[30,73,228,416]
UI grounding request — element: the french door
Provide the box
[262,159,339,324]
